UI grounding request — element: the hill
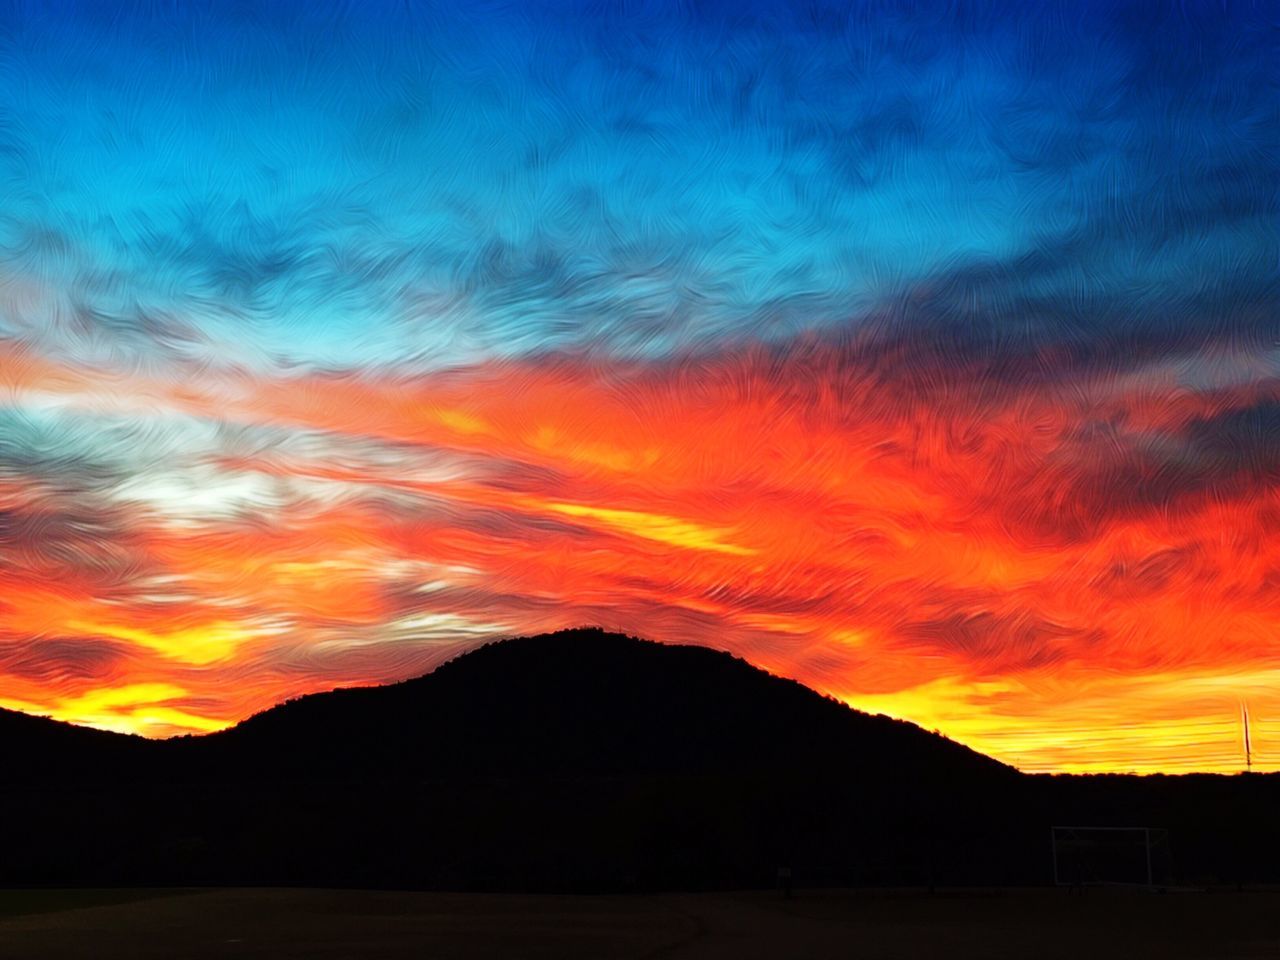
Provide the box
[0,628,1276,891]
[0,704,151,781]
[190,628,1013,782]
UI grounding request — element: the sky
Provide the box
[0,0,1276,772]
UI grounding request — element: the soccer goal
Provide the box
[1051,826,1173,888]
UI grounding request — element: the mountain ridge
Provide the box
[187,627,1015,781]
[2,627,1278,890]
[3,628,1012,780]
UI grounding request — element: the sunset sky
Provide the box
[1,0,1276,773]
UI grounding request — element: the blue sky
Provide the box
[3,0,1271,371]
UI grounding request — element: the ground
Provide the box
[0,886,1276,958]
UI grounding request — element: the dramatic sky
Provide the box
[1,1,1276,772]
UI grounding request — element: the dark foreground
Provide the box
[1,887,1276,959]
[8,634,1280,892]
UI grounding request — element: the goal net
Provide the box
[1051,826,1173,888]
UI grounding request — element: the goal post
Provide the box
[1051,826,1172,888]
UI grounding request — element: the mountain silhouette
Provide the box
[0,703,151,781]
[189,628,1013,782]
[2,628,1277,891]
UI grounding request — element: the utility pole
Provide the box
[1242,702,1252,772]
[1237,701,1254,892]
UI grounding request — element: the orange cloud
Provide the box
[1,340,1277,772]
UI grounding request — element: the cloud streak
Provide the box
[2,334,1277,770]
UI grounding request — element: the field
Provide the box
[0,886,1277,959]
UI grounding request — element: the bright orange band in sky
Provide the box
[2,338,1276,774]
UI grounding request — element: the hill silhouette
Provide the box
[188,628,1013,781]
[0,704,152,781]
[1,628,1277,891]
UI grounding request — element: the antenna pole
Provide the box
[1243,703,1253,772]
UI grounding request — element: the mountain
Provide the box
[1,628,1276,891]
[189,628,1013,782]
[0,703,151,781]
